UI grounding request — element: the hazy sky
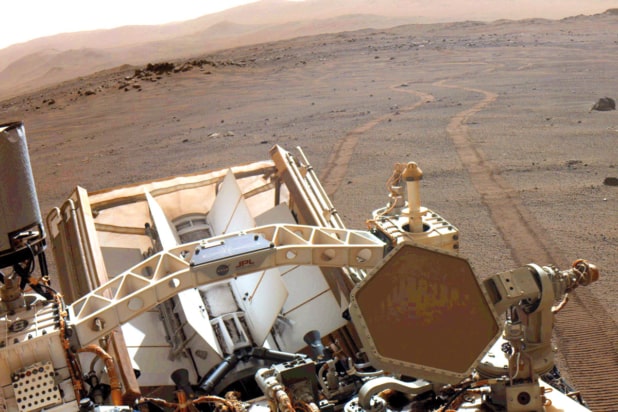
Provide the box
[0,0,259,49]
[1,1,614,50]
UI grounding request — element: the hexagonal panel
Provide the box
[349,243,500,384]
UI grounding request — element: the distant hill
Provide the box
[0,14,410,99]
[0,0,615,99]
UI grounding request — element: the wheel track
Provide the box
[319,73,618,409]
[320,86,433,196]
[434,79,618,411]
[434,79,557,266]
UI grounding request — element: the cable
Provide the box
[140,394,237,412]
[438,379,496,411]
[77,345,123,406]
[53,290,86,402]
[439,384,471,412]
[28,279,57,300]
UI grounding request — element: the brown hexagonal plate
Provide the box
[349,243,500,384]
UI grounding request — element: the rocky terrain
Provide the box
[1,10,617,410]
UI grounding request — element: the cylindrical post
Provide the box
[401,162,423,233]
[0,121,45,263]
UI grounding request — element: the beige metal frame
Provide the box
[69,224,384,346]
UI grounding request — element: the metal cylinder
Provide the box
[0,121,44,265]
[303,329,327,359]
[402,162,423,233]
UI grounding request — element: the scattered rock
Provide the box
[146,62,176,74]
[84,90,96,96]
[173,63,193,73]
[591,97,616,111]
[224,131,235,137]
[566,159,582,168]
[603,177,618,186]
[208,132,221,138]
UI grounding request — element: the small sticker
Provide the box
[9,319,29,333]
[216,265,229,276]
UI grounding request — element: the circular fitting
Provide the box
[401,162,423,181]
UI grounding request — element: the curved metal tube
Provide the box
[358,377,431,411]
[77,344,123,406]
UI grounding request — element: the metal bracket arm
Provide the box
[483,266,542,314]
[68,224,385,345]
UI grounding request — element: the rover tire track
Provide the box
[320,73,618,409]
[434,79,557,265]
[321,86,433,196]
[435,79,618,411]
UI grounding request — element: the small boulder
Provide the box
[591,97,616,111]
[603,177,618,187]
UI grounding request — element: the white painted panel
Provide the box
[254,202,295,226]
[208,170,255,236]
[126,346,198,387]
[280,265,329,313]
[256,204,331,312]
[177,289,222,357]
[255,202,349,350]
[123,295,224,386]
[232,268,288,346]
[275,291,348,353]
[146,191,181,249]
[208,176,286,347]
[226,200,255,234]
[237,203,298,345]
[101,246,143,277]
[121,311,168,347]
[201,283,239,317]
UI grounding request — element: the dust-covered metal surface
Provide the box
[350,243,500,384]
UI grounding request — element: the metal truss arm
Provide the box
[68,224,385,345]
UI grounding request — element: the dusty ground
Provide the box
[1,12,617,410]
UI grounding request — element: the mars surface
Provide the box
[1,10,617,410]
